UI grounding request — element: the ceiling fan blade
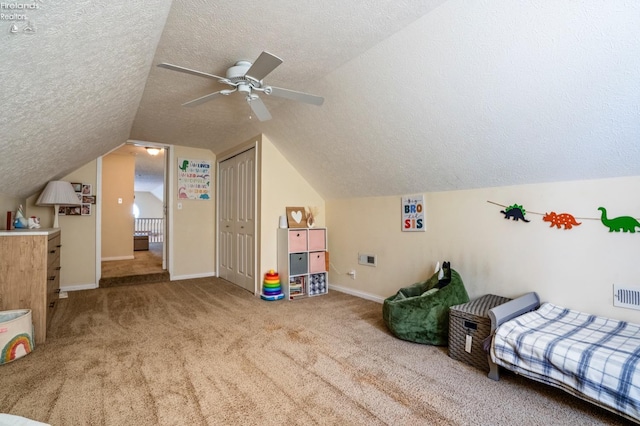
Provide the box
[267,86,324,106]
[245,51,283,82]
[248,96,272,121]
[157,63,226,81]
[182,90,228,107]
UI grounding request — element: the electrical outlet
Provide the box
[348,270,356,280]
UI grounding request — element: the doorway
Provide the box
[99,143,168,286]
[218,147,256,293]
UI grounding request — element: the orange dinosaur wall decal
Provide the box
[543,212,581,230]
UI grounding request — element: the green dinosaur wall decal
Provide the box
[598,207,640,233]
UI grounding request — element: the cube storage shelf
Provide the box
[277,228,328,300]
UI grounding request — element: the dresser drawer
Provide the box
[47,234,61,268]
[288,230,307,252]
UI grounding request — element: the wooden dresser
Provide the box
[0,228,61,344]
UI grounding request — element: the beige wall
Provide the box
[259,135,325,279]
[135,191,163,218]
[327,176,640,322]
[170,145,216,279]
[0,194,24,230]
[26,161,98,288]
[102,153,135,259]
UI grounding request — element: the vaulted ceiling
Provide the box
[2,1,639,200]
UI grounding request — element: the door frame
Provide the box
[216,141,259,295]
[96,141,171,284]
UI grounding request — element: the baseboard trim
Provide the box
[61,283,99,292]
[170,272,217,281]
[329,284,384,304]
[102,255,135,261]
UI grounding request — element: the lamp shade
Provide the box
[36,181,80,206]
[36,181,80,228]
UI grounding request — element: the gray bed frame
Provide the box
[486,292,541,381]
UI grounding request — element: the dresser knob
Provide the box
[48,276,56,281]
[49,302,55,308]
[56,266,61,270]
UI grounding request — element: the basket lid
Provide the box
[451,294,511,316]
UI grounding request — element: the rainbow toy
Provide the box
[261,270,284,301]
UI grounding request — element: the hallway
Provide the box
[100,242,168,287]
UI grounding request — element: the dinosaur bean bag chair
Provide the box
[382,262,469,345]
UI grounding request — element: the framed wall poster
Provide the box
[177,158,211,200]
[71,182,82,192]
[286,207,307,228]
[402,194,425,232]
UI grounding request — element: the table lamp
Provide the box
[36,181,81,228]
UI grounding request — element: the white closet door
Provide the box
[218,158,235,282]
[218,148,256,293]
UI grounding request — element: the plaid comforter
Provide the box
[491,303,640,422]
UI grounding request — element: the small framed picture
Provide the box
[58,206,66,216]
[82,195,96,204]
[76,193,83,203]
[286,207,307,228]
[81,204,91,216]
[71,182,82,192]
[82,184,92,195]
[67,206,81,215]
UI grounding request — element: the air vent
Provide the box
[358,253,377,267]
[613,284,640,311]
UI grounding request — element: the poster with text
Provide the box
[177,158,211,200]
[402,195,425,232]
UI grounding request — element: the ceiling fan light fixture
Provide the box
[159,51,324,119]
[146,147,161,156]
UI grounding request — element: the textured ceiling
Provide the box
[2,1,640,201]
[112,144,165,193]
[0,0,172,199]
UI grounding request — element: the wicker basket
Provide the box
[448,294,511,372]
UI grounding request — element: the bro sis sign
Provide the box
[402,195,425,232]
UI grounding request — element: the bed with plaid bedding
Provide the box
[490,302,640,423]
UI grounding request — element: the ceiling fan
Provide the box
[157,51,324,121]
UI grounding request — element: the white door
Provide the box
[218,148,256,293]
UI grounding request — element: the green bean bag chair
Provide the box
[382,263,469,345]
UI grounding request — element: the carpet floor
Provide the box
[100,242,168,287]
[0,278,627,425]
